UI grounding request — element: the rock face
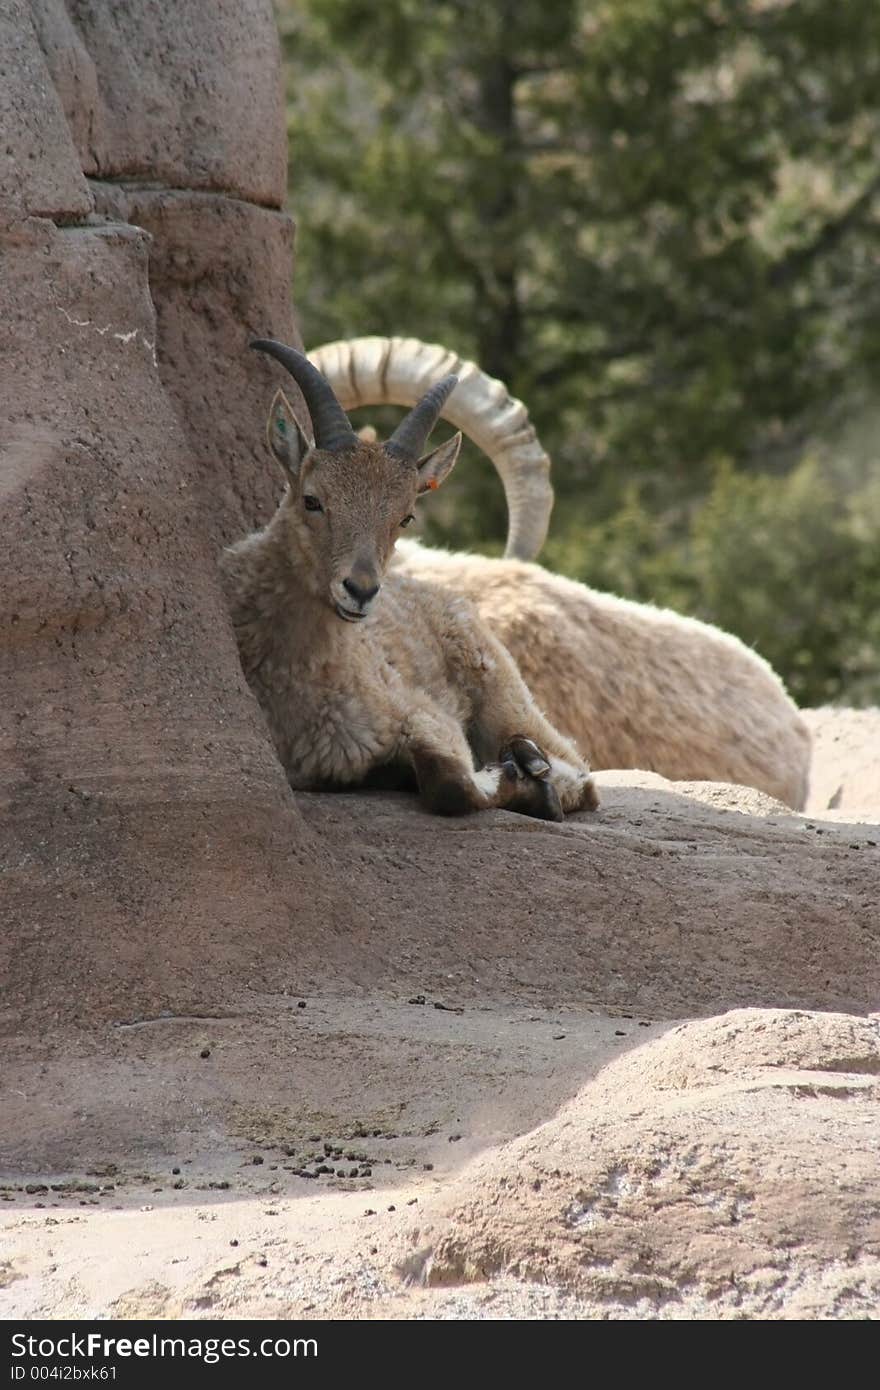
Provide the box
[31,0,286,205]
[0,0,329,1036]
[0,0,92,221]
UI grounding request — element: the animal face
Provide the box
[268,389,461,622]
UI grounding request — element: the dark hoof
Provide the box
[537,780,565,822]
[504,736,551,780]
[504,769,564,822]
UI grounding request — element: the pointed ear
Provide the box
[416,431,462,495]
[266,388,312,479]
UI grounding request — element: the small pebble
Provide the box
[552,1033,566,1041]
[387,1204,396,1212]
[615,1030,626,1036]
[423,1163,434,1171]
[297,1001,306,1010]
[364,1208,376,1217]
[230,1239,239,1247]
[171,1167,181,1175]
[407,1198,418,1206]
[448,1134,462,1143]
[252,1155,264,1165]
[199,1047,211,1059]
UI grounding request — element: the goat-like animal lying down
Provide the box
[221,341,598,821]
[309,335,812,809]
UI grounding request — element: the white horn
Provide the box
[308,336,553,560]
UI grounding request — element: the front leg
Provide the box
[459,636,599,814]
[400,706,564,821]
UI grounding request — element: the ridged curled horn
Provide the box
[308,337,554,560]
[250,338,358,453]
[385,374,459,460]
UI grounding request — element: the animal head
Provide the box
[308,336,554,562]
[252,339,461,623]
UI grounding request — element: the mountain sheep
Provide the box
[221,340,598,821]
[308,335,812,809]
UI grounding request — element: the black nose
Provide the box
[342,576,380,606]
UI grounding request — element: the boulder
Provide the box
[31,0,286,206]
[0,1,317,1040]
[89,181,299,544]
[399,1007,880,1318]
[0,215,338,1038]
[0,0,92,221]
[805,707,880,818]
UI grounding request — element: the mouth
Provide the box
[334,603,368,623]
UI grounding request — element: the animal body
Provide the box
[222,341,598,821]
[309,335,812,808]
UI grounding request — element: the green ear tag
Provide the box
[276,416,287,435]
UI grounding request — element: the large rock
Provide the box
[0,1,318,1038]
[31,0,286,206]
[398,1008,880,1318]
[805,707,880,818]
[0,215,339,1035]
[0,0,92,220]
[89,181,299,544]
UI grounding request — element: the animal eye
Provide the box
[303,495,323,513]
[400,514,415,528]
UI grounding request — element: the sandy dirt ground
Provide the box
[3,723,880,1322]
[1,996,666,1320]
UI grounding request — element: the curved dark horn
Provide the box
[250,339,357,452]
[385,374,459,460]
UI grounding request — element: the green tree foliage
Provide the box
[276,0,880,704]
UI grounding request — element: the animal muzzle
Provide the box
[334,574,381,622]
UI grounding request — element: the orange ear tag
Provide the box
[427,478,439,490]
